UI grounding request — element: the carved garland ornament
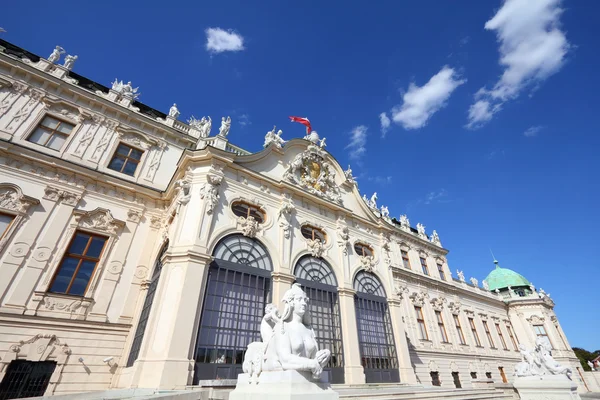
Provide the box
[430,296,447,311]
[278,194,295,240]
[283,143,342,204]
[200,174,223,215]
[306,238,325,258]
[358,255,376,273]
[409,291,429,307]
[238,216,260,238]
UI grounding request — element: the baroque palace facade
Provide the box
[0,38,586,398]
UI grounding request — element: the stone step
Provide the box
[336,386,513,400]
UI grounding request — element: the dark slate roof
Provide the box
[0,39,167,121]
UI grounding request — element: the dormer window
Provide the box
[301,225,326,242]
[354,242,373,257]
[231,201,265,223]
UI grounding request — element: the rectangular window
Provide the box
[49,231,107,296]
[483,321,495,348]
[415,306,428,340]
[533,325,553,349]
[430,371,441,386]
[436,310,449,343]
[496,323,508,350]
[108,143,143,176]
[469,317,482,346]
[437,262,446,280]
[454,314,467,345]
[27,116,74,151]
[420,257,429,275]
[401,250,411,269]
[507,325,519,350]
[0,213,15,240]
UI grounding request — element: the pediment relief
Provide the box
[283,141,342,204]
[5,334,71,362]
[116,127,162,150]
[0,183,39,214]
[74,208,125,235]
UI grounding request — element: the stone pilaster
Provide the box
[388,298,418,384]
[271,272,295,309]
[337,288,365,384]
[129,249,211,389]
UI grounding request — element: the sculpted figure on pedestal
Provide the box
[514,337,572,379]
[168,103,180,119]
[63,54,78,70]
[48,46,65,63]
[242,284,331,384]
[219,116,231,137]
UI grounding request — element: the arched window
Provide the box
[300,225,326,242]
[294,256,343,383]
[126,240,169,367]
[231,201,265,224]
[354,242,373,257]
[353,271,399,383]
[193,234,272,382]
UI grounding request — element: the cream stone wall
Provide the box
[0,41,586,396]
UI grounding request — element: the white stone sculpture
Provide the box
[514,337,572,379]
[416,223,426,238]
[48,46,65,63]
[587,361,595,371]
[278,196,295,240]
[470,277,478,287]
[456,270,465,282]
[307,239,325,258]
[168,103,180,119]
[359,255,376,273]
[304,131,320,144]
[430,230,441,246]
[241,284,331,382]
[238,215,259,238]
[399,214,410,230]
[218,116,231,137]
[199,175,222,214]
[319,137,327,148]
[263,126,286,149]
[62,54,77,70]
[344,165,355,184]
[111,79,140,100]
[513,338,579,400]
[482,280,490,291]
[380,205,390,220]
[367,192,378,209]
[337,224,350,255]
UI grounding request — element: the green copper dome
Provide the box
[484,260,531,291]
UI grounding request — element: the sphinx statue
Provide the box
[241,283,331,384]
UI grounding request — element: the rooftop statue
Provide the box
[367,192,378,209]
[111,79,140,100]
[470,277,479,287]
[416,222,426,236]
[344,165,355,183]
[399,214,410,229]
[218,116,231,137]
[457,270,466,282]
[168,103,180,119]
[381,205,390,219]
[48,46,65,63]
[263,126,286,149]
[62,54,77,70]
[482,280,490,290]
[430,230,441,246]
[242,284,331,384]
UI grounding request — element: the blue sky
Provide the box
[3,0,599,349]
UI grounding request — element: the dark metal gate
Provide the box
[193,235,272,383]
[295,256,344,383]
[353,271,399,383]
[0,360,57,400]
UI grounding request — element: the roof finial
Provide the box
[490,248,500,268]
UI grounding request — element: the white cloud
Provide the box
[205,28,245,54]
[238,114,251,127]
[524,125,543,137]
[466,0,570,128]
[346,125,368,160]
[379,112,391,137]
[425,189,448,204]
[368,175,393,185]
[391,66,466,130]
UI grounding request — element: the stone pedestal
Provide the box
[229,370,339,400]
[513,375,581,400]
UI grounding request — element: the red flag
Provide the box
[289,116,312,134]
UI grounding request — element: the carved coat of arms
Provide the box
[283,143,342,204]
